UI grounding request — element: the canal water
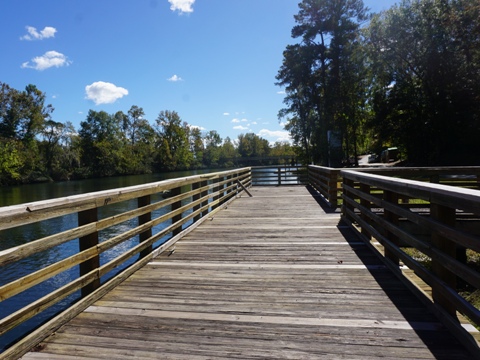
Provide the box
[0,169,213,352]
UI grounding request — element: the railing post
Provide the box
[224,174,232,203]
[383,190,400,266]
[328,171,338,208]
[192,181,201,223]
[171,186,182,236]
[278,167,281,186]
[78,208,100,297]
[138,195,152,258]
[342,175,354,222]
[431,203,457,316]
[201,180,209,217]
[212,177,221,210]
[360,183,371,239]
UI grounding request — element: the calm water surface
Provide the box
[0,170,212,352]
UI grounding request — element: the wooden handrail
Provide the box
[0,168,251,358]
[251,165,307,186]
[307,165,480,209]
[308,165,341,208]
[340,169,480,354]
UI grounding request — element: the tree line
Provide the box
[0,82,295,186]
[277,0,480,166]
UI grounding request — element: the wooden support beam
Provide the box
[236,180,252,197]
[431,203,457,316]
[171,186,182,237]
[138,195,152,259]
[78,208,100,297]
[383,190,400,266]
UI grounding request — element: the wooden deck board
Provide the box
[22,186,472,359]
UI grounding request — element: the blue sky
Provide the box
[1,0,398,144]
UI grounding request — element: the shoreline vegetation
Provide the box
[0,95,297,187]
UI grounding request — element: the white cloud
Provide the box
[167,74,183,82]
[168,0,195,14]
[241,118,248,122]
[231,118,240,123]
[20,26,57,40]
[277,90,286,95]
[85,81,129,105]
[251,121,257,125]
[21,51,71,70]
[223,112,230,116]
[189,124,206,131]
[258,129,291,142]
[234,125,249,131]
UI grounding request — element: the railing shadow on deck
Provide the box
[340,168,480,357]
[336,224,471,358]
[305,184,339,214]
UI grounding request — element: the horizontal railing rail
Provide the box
[308,165,341,208]
[0,168,251,359]
[340,169,480,354]
[308,166,480,209]
[357,166,480,189]
[251,165,307,186]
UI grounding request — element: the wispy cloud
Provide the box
[189,124,206,131]
[234,125,249,131]
[168,0,195,14]
[231,118,240,123]
[223,112,230,116]
[277,90,286,95]
[85,81,128,105]
[21,50,71,70]
[20,26,57,40]
[258,129,291,142]
[167,74,183,82]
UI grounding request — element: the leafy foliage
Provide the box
[278,0,480,166]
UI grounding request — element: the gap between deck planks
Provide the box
[22,186,473,359]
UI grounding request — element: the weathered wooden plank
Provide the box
[21,186,475,359]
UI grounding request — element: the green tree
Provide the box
[155,110,193,170]
[78,110,123,176]
[0,83,53,142]
[188,126,204,168]
[278,0,369,166]
[122,105,146,146]
[276,44,318,164]
[237,133,270,159]
[0,139,22,185]
[365,0,480,165]
[219,136,238,167]
[204,130,222,167]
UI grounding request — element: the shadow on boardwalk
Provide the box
[337,225,469,359]
[21,186,472,359]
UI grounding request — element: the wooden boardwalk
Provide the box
[22,186,472,359]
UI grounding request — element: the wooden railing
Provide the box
[308,166,480,209]
[341,169,480,354]
[357,166,480,189]
[251,165,307,186]
[0,168,251,359]
[308,165,341,208]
